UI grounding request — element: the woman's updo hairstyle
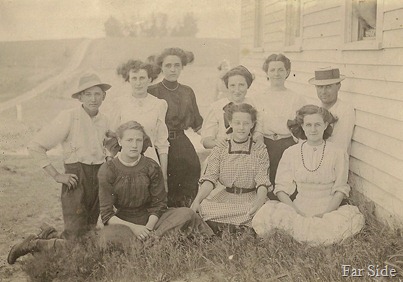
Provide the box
[116,59,159,83]
[287,104,337,140]
[225,103,258,135]
[116,121,152,154]
[222,65,255,88]
[262,53,291,79]
[156,47,194,67]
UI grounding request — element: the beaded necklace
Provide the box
[301,140,326,172]
[161,80,179,91]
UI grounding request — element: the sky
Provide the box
[0,0,241,41]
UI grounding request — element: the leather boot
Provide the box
[7,234,38,265]
[37,223,58,239]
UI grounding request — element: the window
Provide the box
[254,0,264,49]
[285,0,302,50]
[343,0,383,50]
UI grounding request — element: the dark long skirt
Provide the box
[264,136,296,199]
[167,133,201,207]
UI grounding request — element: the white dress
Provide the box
[110,94,169,163]
[252,141,364,245]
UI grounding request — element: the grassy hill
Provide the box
[0,38,85,103]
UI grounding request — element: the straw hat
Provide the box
[308,67,345,86]
[71,73,111,99]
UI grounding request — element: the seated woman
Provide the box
[252,105,365,245]
[98,121,213,242]
[191,103,271,233]
[7,121,213,265]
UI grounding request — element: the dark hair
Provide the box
[116,59,159,83]
[262,53,291,79]
[287,105,337,140]
[222,65,254,88]
[116,121,152,154]
[156,48,194,67]
[226,103,258,134]
[217,59,229,71]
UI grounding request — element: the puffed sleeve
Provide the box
[28,110,71,168]
[146,161,168,218]
[253,146,271,190]
[273,147,297,195]
[331,149,351,197]
[200,105,220,143]
[198,145,223,188]
[253,96,264,136]
[153,99,169,155]
[189,89,203,131]
[98,161,118,225]
[108,100,122,131]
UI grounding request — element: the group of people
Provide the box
[8,48,364,265]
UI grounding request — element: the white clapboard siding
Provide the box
[383,8,403,31]
[289,48,403,65]
[303,6,341,28]
[302,35,341,50]
[355,111,403,141]
[353,126,403,160]
[351,173,403,225]
[303,0,340,15]
[341,78,403,102]
[303,21,340,38]
[383,29,403,48]
[345,91,403,121]
[351,142,403,182]
[350,158,403,202]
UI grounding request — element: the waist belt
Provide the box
[226,186,256,194]
[168,130,185,140]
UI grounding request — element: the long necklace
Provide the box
[301,140,326,172]
[161,80,179,91]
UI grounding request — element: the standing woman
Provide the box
[253,54,306,195]
[107,59,169,190]
[201,65,255,149]
[148,48,203,207]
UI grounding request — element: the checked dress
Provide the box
[199,137,270,226]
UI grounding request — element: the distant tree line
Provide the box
[104,13,198,37]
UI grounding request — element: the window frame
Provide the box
[284,0,303,53]
[341,0,384,50]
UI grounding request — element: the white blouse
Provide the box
[253,88,306,139]
[110,94,169,162]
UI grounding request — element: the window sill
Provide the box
[283,45,302,53]
[252,47,264,53]
[341,40,383,51]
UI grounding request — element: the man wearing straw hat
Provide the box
[309,67,355,154]
[26,73,111,240]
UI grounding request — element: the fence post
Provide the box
[16,104,22,121]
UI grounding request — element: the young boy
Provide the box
[27,73,111,239]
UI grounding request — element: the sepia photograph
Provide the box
[0,0,402,281]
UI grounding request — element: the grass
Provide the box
[19,198,403,282]
[0,39,84,103]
